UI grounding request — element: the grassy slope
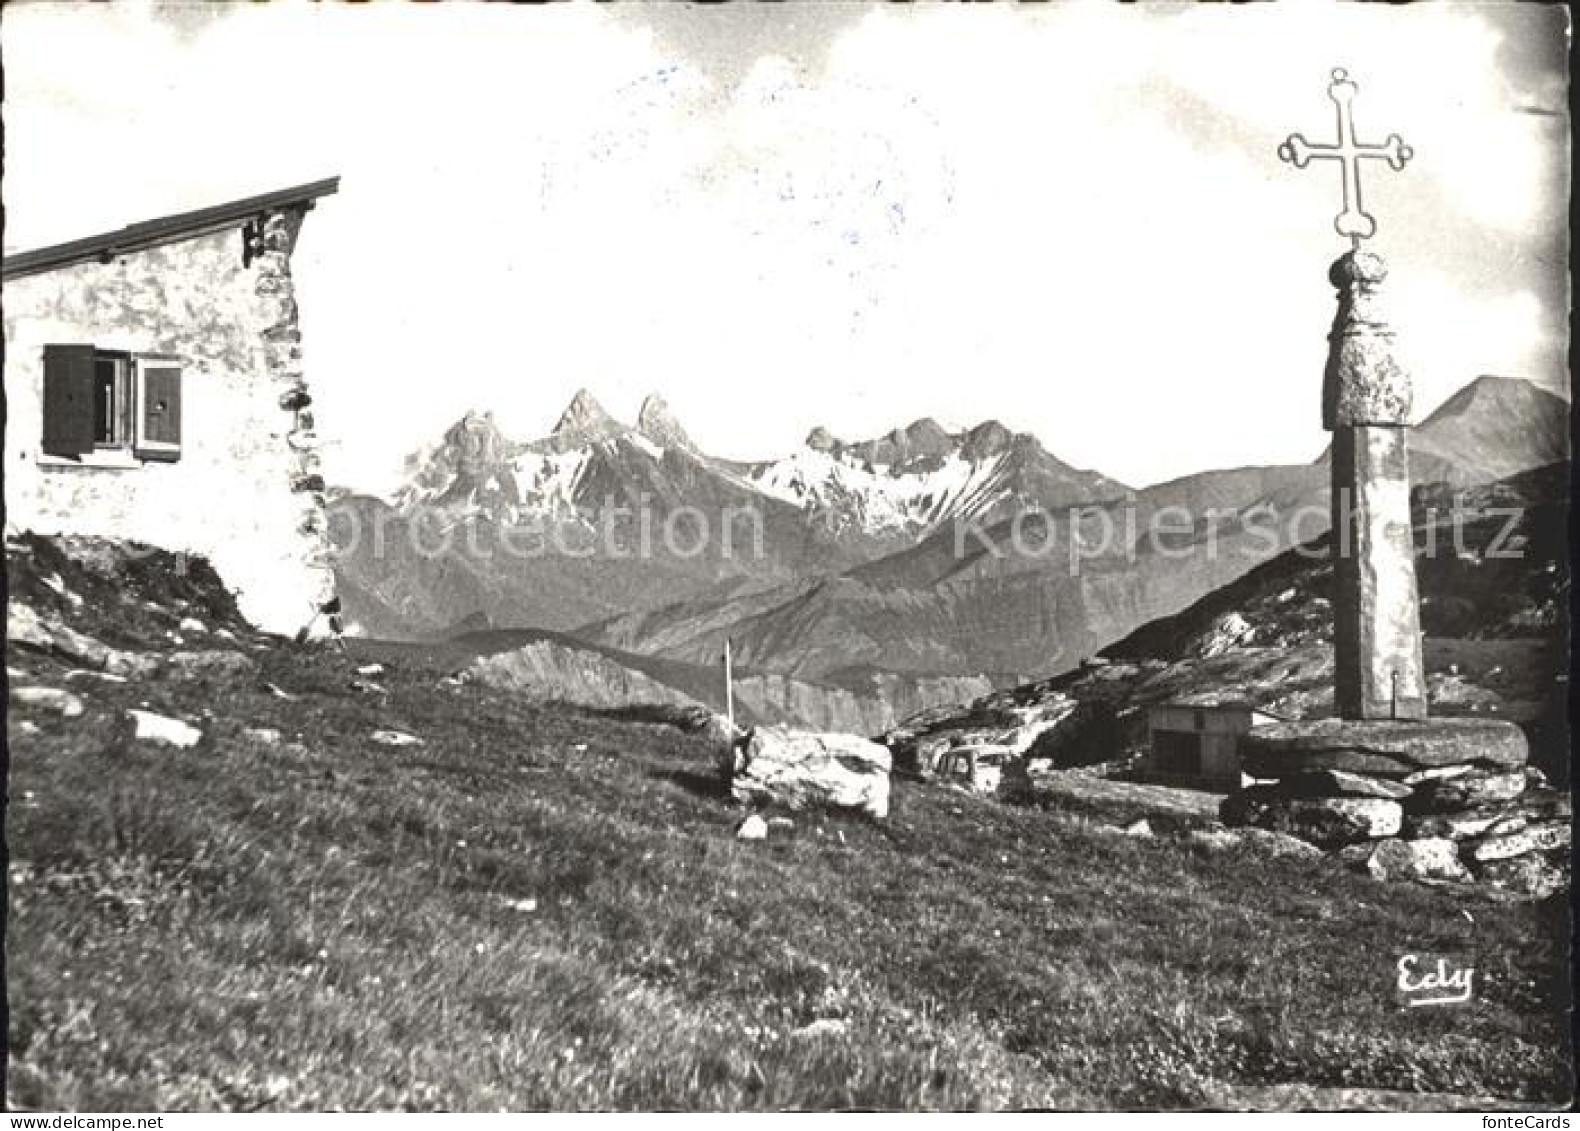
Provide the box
[5,540,1573,1110]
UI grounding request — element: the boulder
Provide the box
[1403,807,1511,842]
[728,727,891,819]
[1221,787,1401,849]
[8,603,157,678]
[1190,827,1239,852]
[1404,791,1569,840]
[1404,770,1526,814]
[697,713,742,777]
[1339,837,1470,883]
[735,814,768,841]
[370,729,423,747]
[1465,821,1570,864]
[1192,612,1257,659]
[1470,852,1569,900]
[1275,770,1412,800]
[9,686,85,718]
[1188,825,1325,859]
[128,710,203,748]
[1241,718,1529,779]
[1401,764,1475,786]
[1237,827,1329,859]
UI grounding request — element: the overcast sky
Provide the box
[3,1,1568,493]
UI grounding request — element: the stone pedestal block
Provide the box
[1240,717,1529,779]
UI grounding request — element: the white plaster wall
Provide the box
[3,220,333,633]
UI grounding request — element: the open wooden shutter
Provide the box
[134,357,183,461]
[41,344,97,458]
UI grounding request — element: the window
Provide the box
[42,345,182,463]
[94,353,130,447]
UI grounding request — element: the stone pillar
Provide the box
[1324,250,1426,720]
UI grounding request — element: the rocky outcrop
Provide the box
[1468,851,1569,900]
[636,394,696,451]
[1220,790,1402,849]
[9,686,85,717]
[1222,717,1569,897]
[9,602,158,678]
[549,388,626,448]
[1403,769,1526,811]
[1188,826,1326,860]
[726,727,891,819]
[1339,838,1470,883]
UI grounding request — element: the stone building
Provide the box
[3,178,340,636]
[1145,699,1277,792]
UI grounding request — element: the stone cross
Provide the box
[1278,67,1414,247]
[1281,70,1427,721]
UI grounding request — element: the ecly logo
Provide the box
[1396,953,1475,1008]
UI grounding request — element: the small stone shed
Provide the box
[3,178,340,635]
[1144,699,1278,792]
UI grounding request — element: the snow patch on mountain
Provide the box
[512,448,593,518]
[748,447,1013,535]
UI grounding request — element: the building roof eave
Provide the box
[2,176,341,281]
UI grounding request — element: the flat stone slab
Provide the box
[1220,789,1402,849]
[1404,769,1526,814]
[1466,820,1570,864]
[1241,718,1528,778]
[1276,769,1413,800]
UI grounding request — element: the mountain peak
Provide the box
[1421,374,1564,428]
[1413,374,1568,487]
[553,388,624,443]
[902,417,953,457]
[806,426,838,452]
[637,394,694,450]
[961,419,1014,461]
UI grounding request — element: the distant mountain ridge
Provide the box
[568,375,1570,683]
[743,417,1128,539]
[393,389,1129,542]
[336,374,1569,706]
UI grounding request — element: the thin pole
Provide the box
[724,637,735,731]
